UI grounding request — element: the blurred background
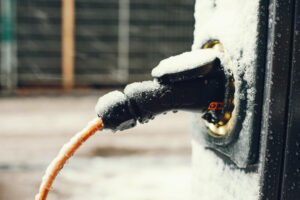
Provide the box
[0,0,195,199]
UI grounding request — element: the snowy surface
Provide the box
[0,95,192,200]
[191,141,259,200]
[151,49,219,77]
[124,80,161,97]
[191,0,260,199]
[95,91,126,116]
[191,119,259,200]
[51,156,191,200]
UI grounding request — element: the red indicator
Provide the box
[208,102,224,110]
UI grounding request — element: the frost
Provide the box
[191,118,259,200]
[151,49,219,77]
[191,0,260,199]
[193,0,259,86]
[124,80,161,97]
[95,91,126,115]
[95,80,162,117]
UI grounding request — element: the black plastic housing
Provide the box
[97,60,225,131]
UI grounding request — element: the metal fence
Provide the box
[0,0,195,91]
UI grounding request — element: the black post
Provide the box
[259,0,300,199]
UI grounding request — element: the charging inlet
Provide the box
[200,41,235,139]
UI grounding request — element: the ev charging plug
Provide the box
[95,48,233,132]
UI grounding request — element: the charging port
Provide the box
[201,41,236,138]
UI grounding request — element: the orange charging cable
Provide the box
[35,118,104,200]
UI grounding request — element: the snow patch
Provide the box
[191,117,259,200]
[191,0,260,199]
[54,156,191,200]
[192,0,259,87]
[95,91,126,116]
[151,49,219,77]
[124,80,161,97]
[191,140,259,200]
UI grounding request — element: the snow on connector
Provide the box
[151,49,219,78]
[124,80,161,97]
[95,91,127,117]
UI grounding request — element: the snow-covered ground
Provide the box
[49,156,191,200]
[0,93,191,200]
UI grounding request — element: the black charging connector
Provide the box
[96,57,226,131]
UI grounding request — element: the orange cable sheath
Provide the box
[35,118,103,200]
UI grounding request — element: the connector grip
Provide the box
[96,73,224,131]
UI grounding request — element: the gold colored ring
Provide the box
[202,40,235,138]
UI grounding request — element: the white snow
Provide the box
[191,0,260,199]
[191,141,259,200]
[95,82,161,116]
[53,156,191,200]
[95,91,126,116]
[192,0,259,86]
[151,49,219,77]
[191,119,259,200]
[124,80,161,97]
